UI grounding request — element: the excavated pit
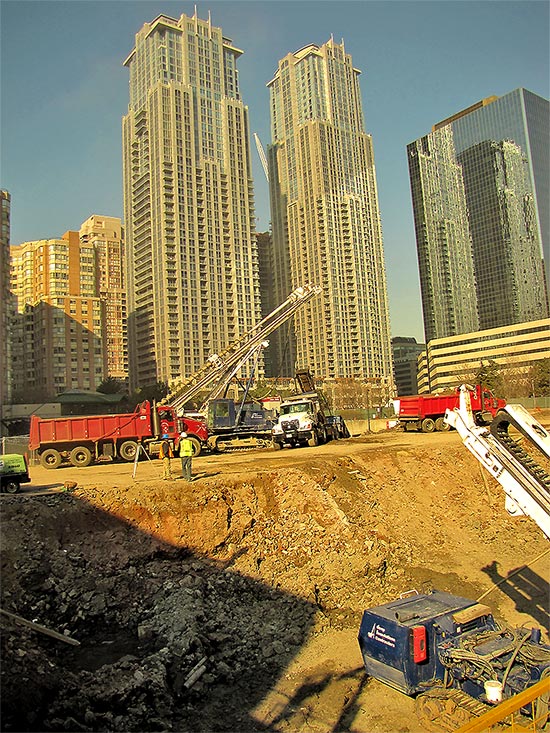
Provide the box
[1,428,549,732]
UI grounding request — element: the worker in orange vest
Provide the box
[159,435,174,480]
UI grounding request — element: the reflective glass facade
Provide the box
[408,88,549,342]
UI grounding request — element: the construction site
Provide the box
[2,409,550,732]
[2,287,550,731]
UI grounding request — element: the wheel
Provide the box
[40,449,62,469]
[421,418,436,433]
[3,480,20,494]
[188,437,202,457]
[307,430,319,447]
[69,445,92,467]
[435,417,450,432]
[272,440,282,451]
[119,440,139,461]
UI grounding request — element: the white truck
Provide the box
[271,391,332,449]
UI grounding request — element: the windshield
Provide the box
[281,402,311,415]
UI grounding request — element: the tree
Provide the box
[97,377,127,395]
[528,359,550,397]
[127,381,170,408]
[475,360,504,396]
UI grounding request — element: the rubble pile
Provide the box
[2,436,546,732]
[0,462,407,732]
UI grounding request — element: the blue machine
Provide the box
[358,589,550,705]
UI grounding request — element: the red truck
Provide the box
[397,385,506,433]
[29,401,208,469]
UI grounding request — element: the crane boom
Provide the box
[166,284,321,414]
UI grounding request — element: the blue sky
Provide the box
[1,0,549,342]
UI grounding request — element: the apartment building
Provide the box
[267,39,393,382]
[1,191,13,416]
[10,231,106,400]
[79,215,127,381]
[122,12,261,391]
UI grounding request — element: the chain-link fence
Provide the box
[0,435,30,457]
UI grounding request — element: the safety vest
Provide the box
[159,441,173,459]
[180,438,194,457]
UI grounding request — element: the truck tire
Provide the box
[69,446,92,467]
[421,418,436,433]
[40,449,62,469]
[2,479,20,494]
[307,430,319,447]
[188,437,202,456]
[119,440,139,462]
[272,440,282,450]
[435,417,450,432]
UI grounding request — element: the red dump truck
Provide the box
[29,401,208,469]
[397,385,506,433]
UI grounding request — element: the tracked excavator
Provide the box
[358,386,550,731]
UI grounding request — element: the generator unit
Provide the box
[358,589,550,708]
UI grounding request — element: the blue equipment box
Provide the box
[358,590,495,695]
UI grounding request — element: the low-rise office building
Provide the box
[417,319,549,394]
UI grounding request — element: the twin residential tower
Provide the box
[122,12,393,390]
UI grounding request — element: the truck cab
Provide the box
[0,454,31,494]
[272,393,328,448]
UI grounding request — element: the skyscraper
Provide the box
[122,12,261,391]
[267,40,393,382]
[408,89,549,342]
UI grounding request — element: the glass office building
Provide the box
[408,89,549,342]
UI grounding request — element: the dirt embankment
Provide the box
[1,428,548,732]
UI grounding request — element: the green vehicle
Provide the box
[0,453,31,494]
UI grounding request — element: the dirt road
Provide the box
[1,427,548,732]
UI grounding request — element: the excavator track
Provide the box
[415,687,489,733]
[446,390,550,538]
[490,413,550,490]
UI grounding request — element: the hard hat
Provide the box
[180,432,187,437]
[162,434,169,439]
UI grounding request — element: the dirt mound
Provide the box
[1,432,548,732]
